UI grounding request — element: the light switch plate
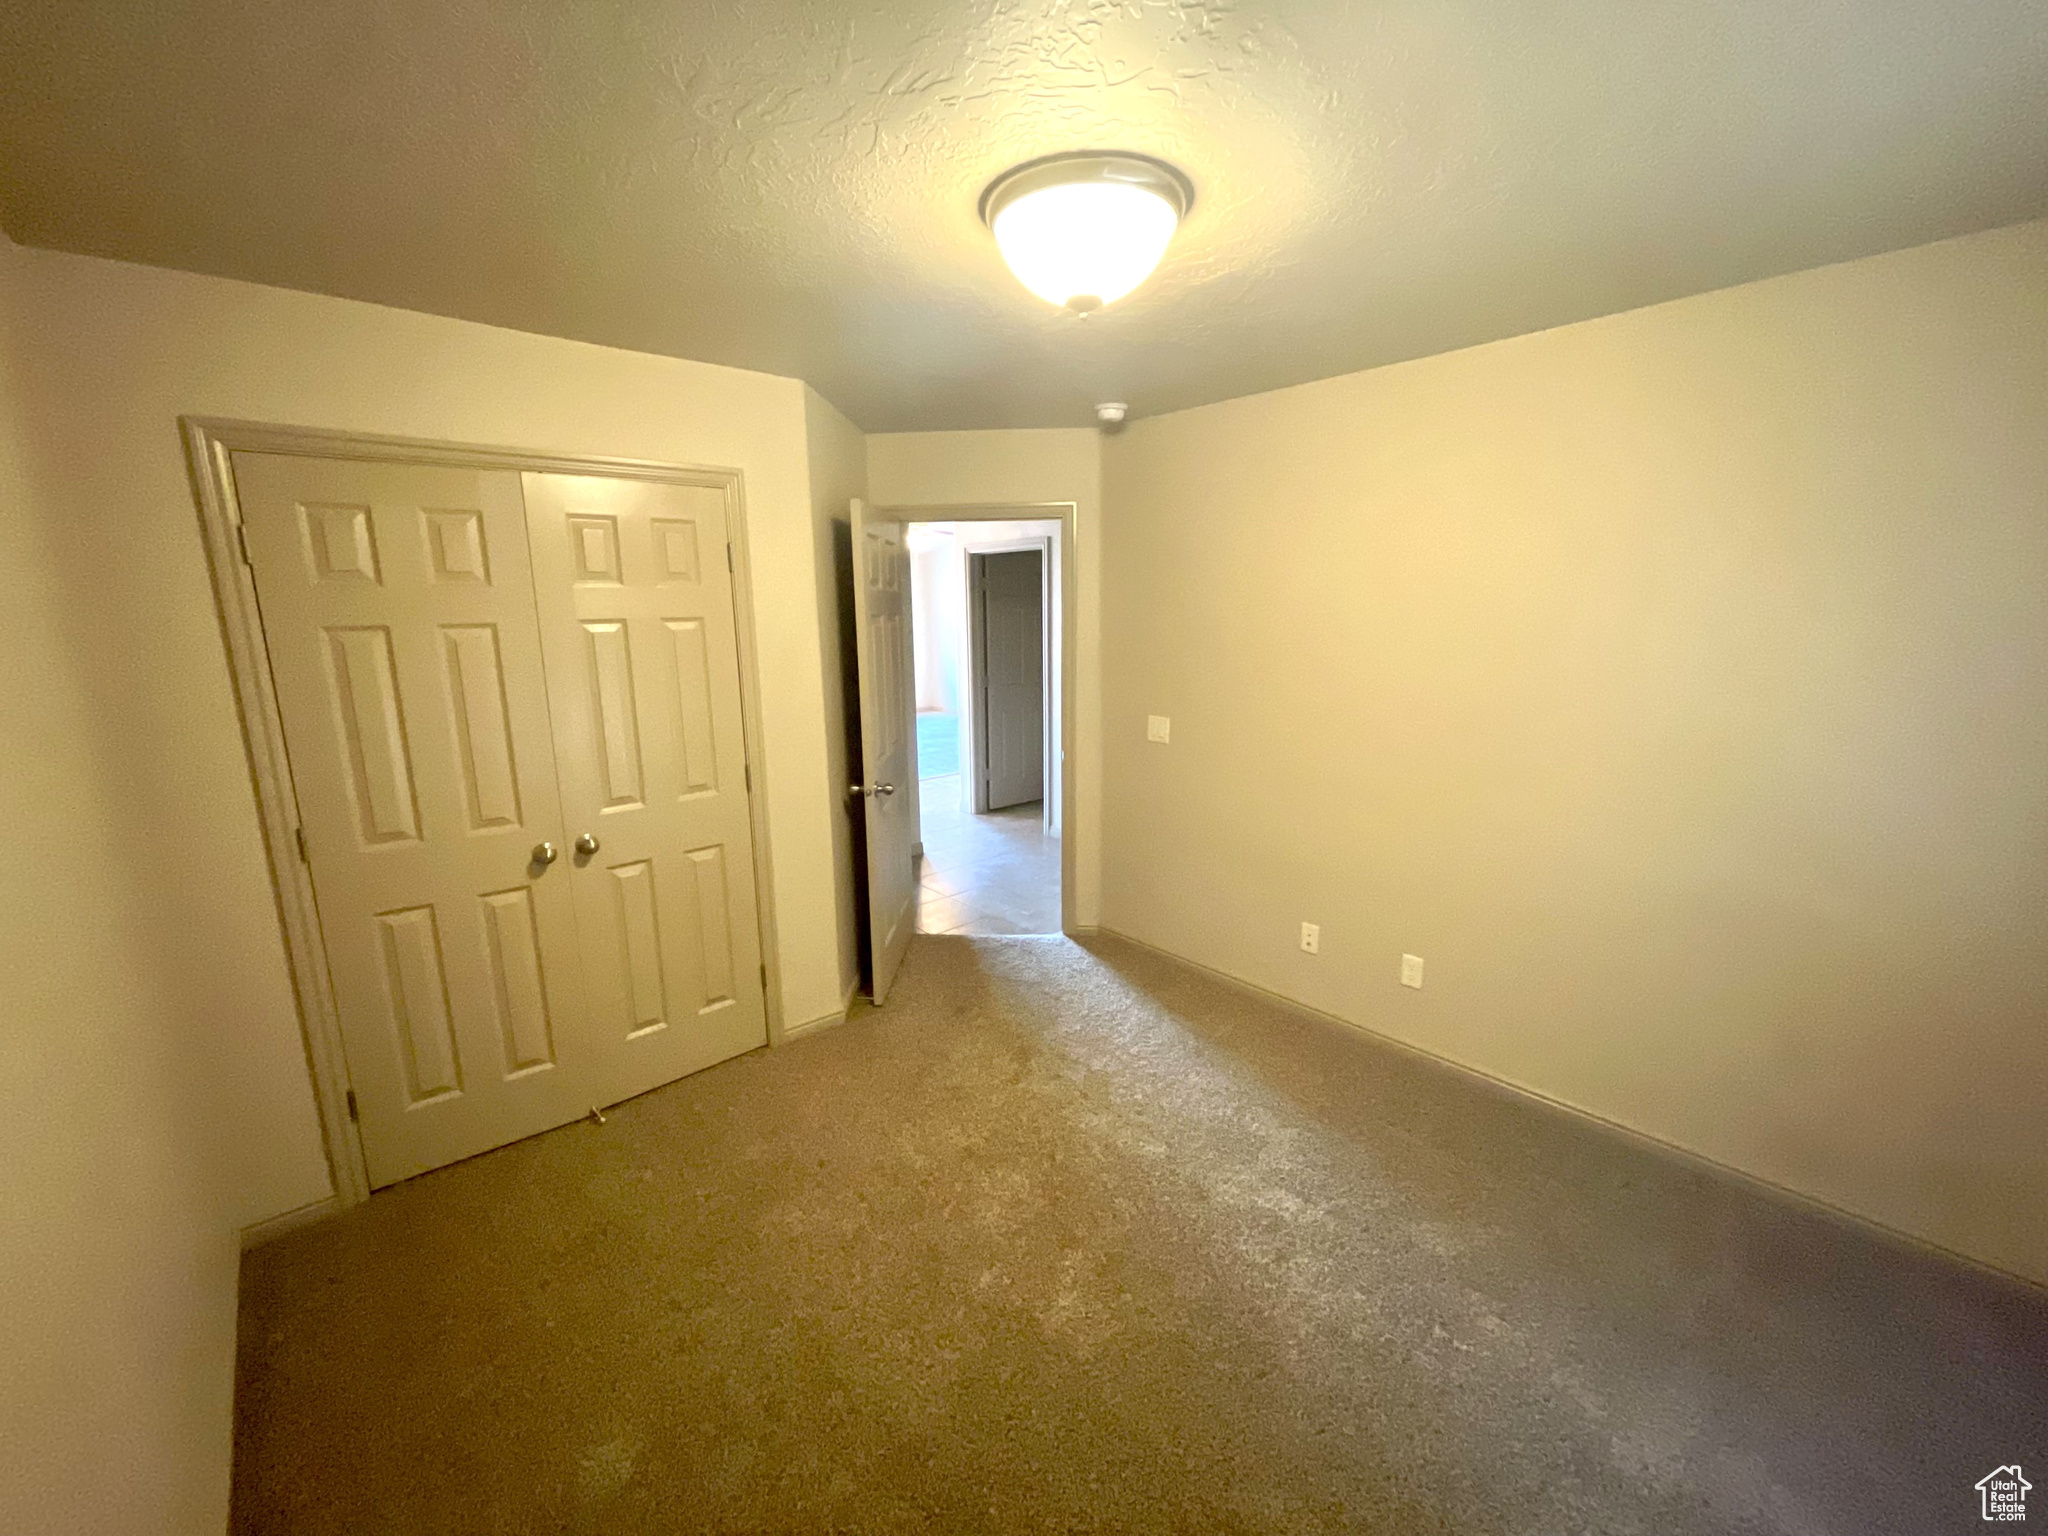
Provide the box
[1400,954,1425,989]
[1147,715,1171,743]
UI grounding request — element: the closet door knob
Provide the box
[532,841,558,867]
[575,833,600,857]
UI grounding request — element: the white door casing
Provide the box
[522,473,769,1105]
[234,454,598,1186]
[974,548,1046,812]
[850,499,917,1002]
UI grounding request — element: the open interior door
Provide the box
[850,499,917,1002]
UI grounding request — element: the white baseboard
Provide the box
[784,1010,846,1039]
[785,976,861,1040]
[1091,925,2048,1296]
[239,1195,339,1251]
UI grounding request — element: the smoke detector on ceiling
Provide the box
[1095,401,1128,430]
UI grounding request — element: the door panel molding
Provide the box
[185,418,786,1210]
[522,471,770,1103]
[850,500,917,1003]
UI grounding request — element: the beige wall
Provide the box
[867,430,1103,926]
[1,241,855,1528]
[803,386,867,1012]
[0,235,240,1532]
[908,533,958,715]
[1,246,848,1205]
[1102,220,2048,1284]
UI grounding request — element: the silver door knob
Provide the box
[875,783,895,797]
[575,833,600,857]
[532,841,558,866]
[849,783,896,798]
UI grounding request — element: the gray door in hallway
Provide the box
[973,548,1045,812]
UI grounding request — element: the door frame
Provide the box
[964,538,1053,818]
[183,417,787,1210]
[881,502,1078,936]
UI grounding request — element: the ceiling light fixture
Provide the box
[980,152,1192,314]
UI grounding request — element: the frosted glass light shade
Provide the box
[982,154,1191,312]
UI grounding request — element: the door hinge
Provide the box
[760,962,768,989]
[294,825,309,863]
[345,1088,359,1123]
[235,523,252,565]
[743,761,751,792]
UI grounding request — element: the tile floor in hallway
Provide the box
[914,773,1060,935]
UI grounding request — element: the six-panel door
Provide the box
[521,473,769,1108]
[239,454,771,1187]
[850,499,917,1003]
[234,454,598,1186]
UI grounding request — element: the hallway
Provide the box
[914,774,1060,935]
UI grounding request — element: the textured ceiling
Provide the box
[1,1,2044,430]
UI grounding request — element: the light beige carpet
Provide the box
[234,934,2047,1533]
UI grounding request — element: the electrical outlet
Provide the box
[1147,714,1171,744]
[1400,953,1425,989]
[1300,922,1320,955]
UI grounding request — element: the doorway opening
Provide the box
[906,519,1062,936]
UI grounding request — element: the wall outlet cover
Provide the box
[1400,953,1425,988]
[1147,714,1171,743]
[1300,922,1320,954]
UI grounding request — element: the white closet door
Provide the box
[522,473,768,1105]
[234,454,596,1187]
